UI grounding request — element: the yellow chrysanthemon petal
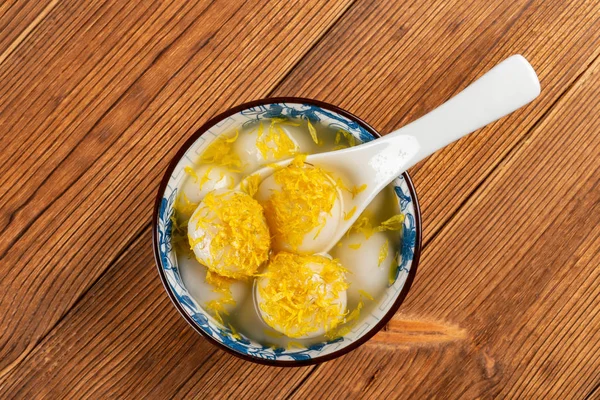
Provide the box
[344,206,357,221]
[184,166,199,182]
[262,155,337,250]
[307,120,318,144]
[189,191,270,279]
[256,119,299,160]
[378,239,389,267]
[377,214,405,232]
[258,252,348,338]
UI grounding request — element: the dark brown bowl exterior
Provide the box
[152,97,422,366]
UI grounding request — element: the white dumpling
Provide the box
[255,173,342,254]
[233,122,317,172]
[181,165,239,204]
[254,257,347,339]
[281,123,319,153]
[331,231,395,304]
[186,190,270,279]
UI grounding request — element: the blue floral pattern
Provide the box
[156,102,418,361]
[241,103,375,144]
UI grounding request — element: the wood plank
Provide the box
[171,347,313,400]
[0,228,315,398]
[272,0,600,245]
[288,36,600,400]
[0,230,219,398]
[2,0,600,398]
[0,0,57,64]
[0,0,354,379]
[589,385,600,400]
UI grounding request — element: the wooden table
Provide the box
[1,0,599,398]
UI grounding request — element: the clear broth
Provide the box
[175,118,402,349]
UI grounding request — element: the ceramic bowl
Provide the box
[152,97,422,366]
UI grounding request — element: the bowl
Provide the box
[152,97,422,366]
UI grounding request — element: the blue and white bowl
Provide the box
[153,98,422,365]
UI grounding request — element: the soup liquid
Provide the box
[176,118,402,348]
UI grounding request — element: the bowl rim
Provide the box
[152,97,422,366]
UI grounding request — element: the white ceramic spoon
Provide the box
[249,54,540,253]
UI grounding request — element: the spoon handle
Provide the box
[387,55,540,168]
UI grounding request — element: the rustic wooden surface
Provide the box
[1,0,599,398]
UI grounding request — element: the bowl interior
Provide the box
[154,100,420,364]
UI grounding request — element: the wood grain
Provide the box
[273,0,600,245]
[368,318,467,348]
[0,0,57,63]
[1,0,599,398]
[0,229,314,399]
[288,44,600,400]
[0,0,354,379]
